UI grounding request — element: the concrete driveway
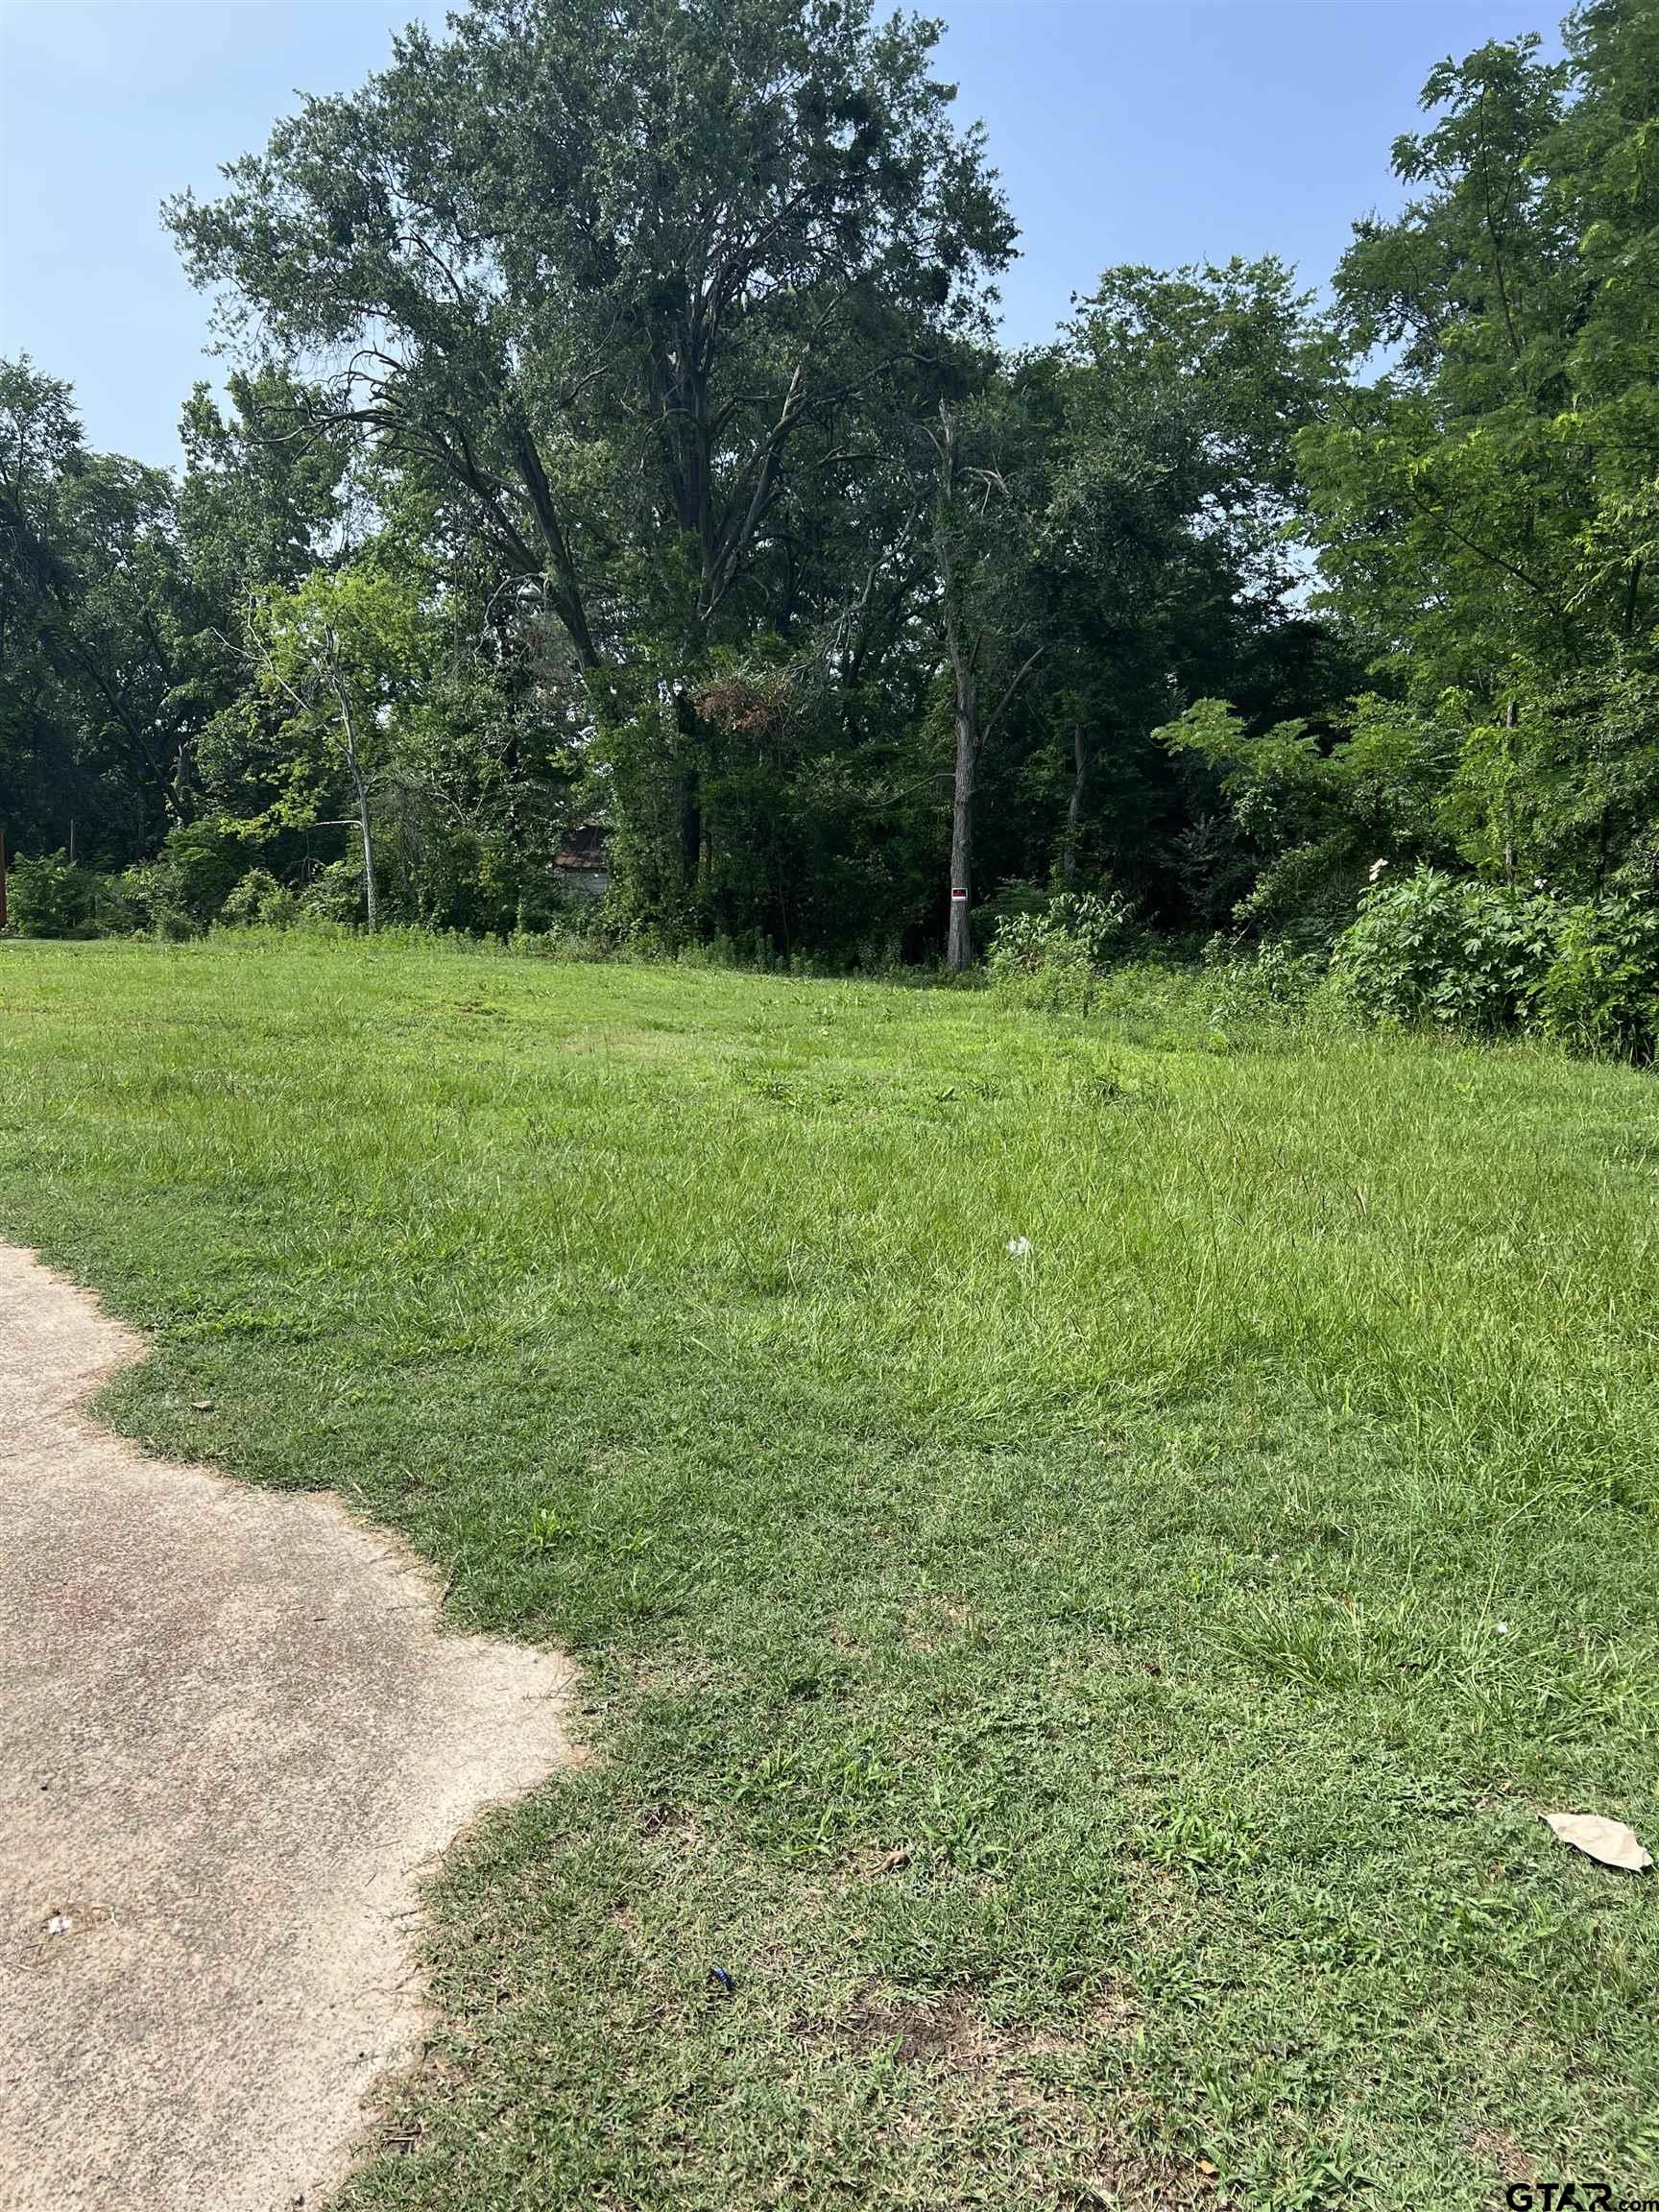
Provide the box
[0,1244,574,2210]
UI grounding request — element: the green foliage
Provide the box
[237,565,426,810]
[379,640,590,936]
[1299,1,1659,900]
[966,262,1337,933]
[6,850,94,938]
[1200,939,1331,1034]
[1332,869,1562,1035]
[1535,897,1659,1061]
[985,889,1133,1012]
[971,878,1050,945]
[108,821,250,938]
[12,0,1659,972]
[1158,695,1453,947]
[160,820,245,927]
[177,367,346,608]
[299,854,372,926]
[219,867,299,930]
[166,0,1014,692]
[0,357,206,865]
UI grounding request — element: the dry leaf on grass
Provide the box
[1541,1812,1652,1872]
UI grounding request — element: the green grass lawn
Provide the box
[3,934,1658,2211]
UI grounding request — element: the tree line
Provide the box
[2,0,1654,974]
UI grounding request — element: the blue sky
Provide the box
[1,0,1560,469]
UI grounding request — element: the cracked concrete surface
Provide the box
[0,1243,576,2211]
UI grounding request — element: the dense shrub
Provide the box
[159,821,246,926]
[86,873,151,935]
[220,868,299,929]
[1331,869,1560,1035]
[113,866,187,938]
[299,856,368,925]
[987,891,1135,1014]
[1535,899,1659,1061]
[112,821,250,937]
[7,852,95,938]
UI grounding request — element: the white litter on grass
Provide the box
[1541,1812,1652,1873]
[1006,1237,1032,1260]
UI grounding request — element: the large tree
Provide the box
[167,0,1013,675]
[1300,1,1659,894]
[929,373,1047,969]
[1044,258,1335,912]
[213,563,427,929]
[0,357,203,862]
[928,262,1338,940]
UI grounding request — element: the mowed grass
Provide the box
[3,934,1658,2211]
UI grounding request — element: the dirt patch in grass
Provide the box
[1469,2126,1535,2187]
[795,1980,1214,2209]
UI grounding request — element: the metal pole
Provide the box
[0,825,8,932]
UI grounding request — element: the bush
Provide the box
[1200,939,1328,1033]
[299,856,368,925]
[220,868,299,930]
[973,878,1051,949]
[112,821,250,938]
[89,872,154,936]
[1331,869,1560,1036]
[114,862,188,938]
[156,821,246,927]
[1535,899,1659,1061]
[7,852,94,938]
[987,890,1135,1015]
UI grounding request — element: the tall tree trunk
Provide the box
[355,780,379,931]
[947,629,977,974]
[335,686,379,931]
